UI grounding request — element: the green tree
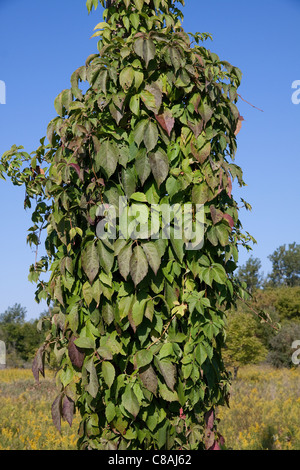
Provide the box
[0,0,263,450]
[223,311,268,378]
[0,303,26,324]
[237,256,263,292]
[267,322,300,368]
[267,243,300,287]
[0,304,44,366]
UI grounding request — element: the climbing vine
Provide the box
[0,0,260,450]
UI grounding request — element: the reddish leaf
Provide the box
[190,93,201,113]
[204,409,215,450]
[235,115,244,136]
[155,109,175,136]
[187,120,203,138]
[144,82,162,114]
[205,409,214,430]
[139,365,158,396]
[210,205,223,225]
[51,394,63,432]
[227,175,233,198]
[68,335,85,369]
[209,441,221,450]
[62,395,75,427]
[179,408,186,420]
[32,346,45,383]
[222,213,234,229]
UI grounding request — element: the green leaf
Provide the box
[130,245,149,287]
[145,298,154,321]
[92,279,102,305]
[86,358,99,398]
[81,242,99,284]
[122,385,140,418]
[54,280,64,306]
[142,242,161,275]
[144,120,159,152]
[207,226,218,246]
[135,349,153,369]
[130,192,148,202]
[158,380,178,402]
[120,67,134,91]
[211,263,227,284]
[158,343,174,359]
[97,346,113,360]
[141,83,162,114]
[122,166,137,198]
[201,267,214,287]
[135,150,151,185]
[74,336,95,349]
[199,101,213,125]
[95,140,119,178]
[167,46,183,72]
[149,149,169,187]
[102,361,115,388]
[141,90,157,112]
[132,119,148,147]
[170,230,184,263]
[215,224,230,247]
[118,243,133,280]
[192,182,212,205]
[130,12,140,29]
[82,281,94,306]
[195,342,208,366]
[131,294,147,327]
[134,37,156,67]
[102,301,115,326]
[129,94,140,115]
[54,89,72,116]
[94,69,108,94]
[97,240,114,275]
[155,359,176,391]
[134,0,144,11]
[105,402,116,423]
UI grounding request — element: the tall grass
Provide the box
[217,365,300,450]
[0,369,79,450]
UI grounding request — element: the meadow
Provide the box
[0,365,299,450]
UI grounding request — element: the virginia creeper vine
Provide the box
[0,0,263,450]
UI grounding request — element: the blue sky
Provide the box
[0,0,299,320]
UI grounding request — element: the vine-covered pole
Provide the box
[0,0,263,450]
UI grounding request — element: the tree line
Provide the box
[0,304,45,367]
[224,242,300,376]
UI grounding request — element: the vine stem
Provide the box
[236,294,280,331]
[147,312,177,350]
[237,93,264,112]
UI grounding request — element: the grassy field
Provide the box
[0,365,299,450]
[218,365,300,450]
[0,369,79,450]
